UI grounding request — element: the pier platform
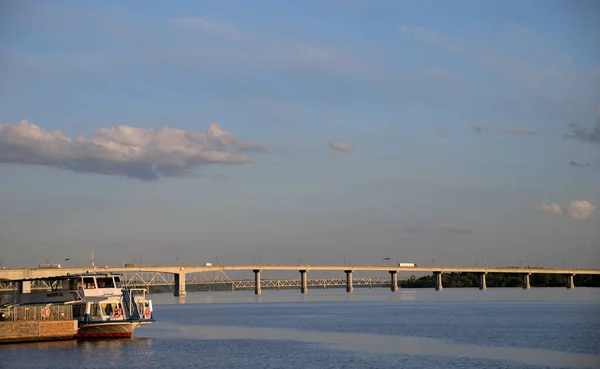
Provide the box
[0,304,77,344]
[0,320,77,343]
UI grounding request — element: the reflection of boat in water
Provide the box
[1,272,154,338]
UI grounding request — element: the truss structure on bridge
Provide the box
[0,279,55,292]
[0,271,412,292]
[226,276,403,289]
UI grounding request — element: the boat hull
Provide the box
[76,321,141,339]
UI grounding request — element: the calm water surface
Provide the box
[2,288,599,368]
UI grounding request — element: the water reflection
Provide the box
[164,289,422,305]
[3,288,599,369]
[150,323,600,368]
[157,287,599,306]
[2,337,153,351]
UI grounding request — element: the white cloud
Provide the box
[0,120,264,180]
[538,203,564,216]
[472,124,535,135]
[537,201,596,221]
[567,201,596,220]
[329,141,354,152]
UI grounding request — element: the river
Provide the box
[2,288,599,368]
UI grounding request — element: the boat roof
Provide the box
[7,272,124,282]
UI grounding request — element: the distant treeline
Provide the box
[400,272,600,288]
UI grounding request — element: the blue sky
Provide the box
[0,0,599,270]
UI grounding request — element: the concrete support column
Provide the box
[389,271,399,292]
[479,272,487,291]
[299,270,308,294]
[434,272,443,291]
[253,269,262,295]
[522,273,531,290]
[565,274,575,289]
[345,270,354,293]
[174,272,186,297]
[18,281,31,294]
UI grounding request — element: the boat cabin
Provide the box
[2,273,124,305]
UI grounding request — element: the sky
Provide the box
[0,0,599,270]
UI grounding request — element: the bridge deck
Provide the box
[1,264,599,281]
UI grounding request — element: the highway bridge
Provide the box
[0,273,410,293]
[1,264,598,296]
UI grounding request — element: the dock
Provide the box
[0,305,77,344]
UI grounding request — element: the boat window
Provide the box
[83,277,96,289]
[73,304,84,318]
[91,303,101,317]
[97,277,115,288]
[100,303,112,316]
[113,276,121,288]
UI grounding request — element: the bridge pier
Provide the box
[565,274,575,289]
[389,271,399,292]
[345,270,354,293]
[479,272,487,291]
[18,281,31,294]
[174,272,186,297]
[253,270,262,295]
[434,272,443,291]
[522,273,531,290]
[299,270,308,294]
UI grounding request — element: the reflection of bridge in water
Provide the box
[0,271,412,292]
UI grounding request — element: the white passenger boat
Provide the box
[0,272,154,338]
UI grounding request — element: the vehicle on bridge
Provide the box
[1,272,154,338]
[398,263,417,267]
